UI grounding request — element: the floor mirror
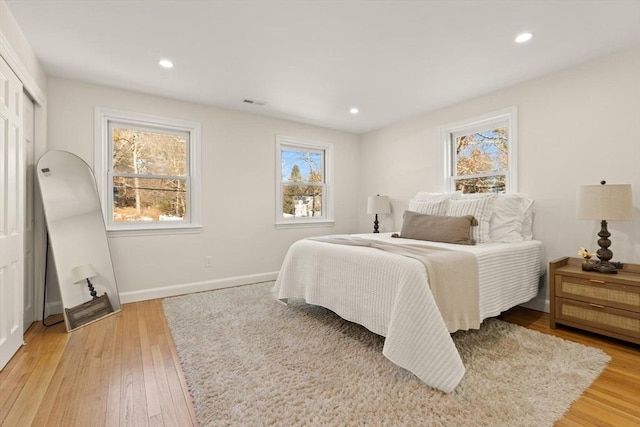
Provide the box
[37,150,121,331]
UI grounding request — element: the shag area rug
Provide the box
[162,282,610,427]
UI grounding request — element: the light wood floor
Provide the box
[0,299,197,427]
[1,301,638,426]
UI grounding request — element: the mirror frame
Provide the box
[36,150,121,331]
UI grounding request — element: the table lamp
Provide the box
[71,264,99,300]
[367,194,391,233]
[577,181,634,274]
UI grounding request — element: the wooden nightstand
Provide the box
[549,257,640,344]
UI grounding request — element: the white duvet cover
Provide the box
[272,233,543,393]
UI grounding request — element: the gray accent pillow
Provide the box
[399,211,478,245]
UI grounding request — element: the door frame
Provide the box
[23,92,35,331]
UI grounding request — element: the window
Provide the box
[95,108,201,233]
[440,107,517,194]
[275,135,333,227]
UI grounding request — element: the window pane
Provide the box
[454,175,506,194]
[112,127,187,176]
[281,184,323,218]
[113,177,187,222]
[281,149,324,184]
[455,127,508,176]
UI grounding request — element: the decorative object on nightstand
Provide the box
[577,181,634,274]
[549,257,640,344]
[71,264,100,300]
[578,247,596,271]
[367,194,391,233]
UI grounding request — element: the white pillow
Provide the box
[408,199,449,216]
[412,191,458,202]
[520,197,534,240]
[491,194,535,242]
[446,196,496,243]
[458,192,535,242]
[458,192,494,200]
[489,194,525,242]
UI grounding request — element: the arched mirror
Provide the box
[37,150,121,331]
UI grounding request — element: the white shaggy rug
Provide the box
[162,282,610,427]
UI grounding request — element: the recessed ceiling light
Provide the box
[515,32,533,43]
[159,59,174,69]
[349,107,359,114]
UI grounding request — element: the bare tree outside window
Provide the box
[111,127,188,222]
[453,127,508,193]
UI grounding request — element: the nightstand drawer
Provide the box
[555,275,640,313]
[555,297,640,343]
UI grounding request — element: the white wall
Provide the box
[0,0,46,98]
[358,46,640,311]
[46,78,360,301]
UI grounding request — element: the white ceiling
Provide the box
[6,0,640,134]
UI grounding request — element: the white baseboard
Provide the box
[118,271,280,304]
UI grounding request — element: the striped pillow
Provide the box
[445,196,496,243]
[412,191,458,202]
[408,199,449,216]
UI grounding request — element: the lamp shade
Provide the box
[71,264,97,284]
[577,184,634,221]
[367,195,391,215]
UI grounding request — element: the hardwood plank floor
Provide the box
[500,307,640,427]
[0,300,197,427]
[1,300,638,426]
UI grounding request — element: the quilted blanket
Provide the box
[308,235,480,331]
[272,235,482,392]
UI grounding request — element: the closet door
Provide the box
[0,56,25,369]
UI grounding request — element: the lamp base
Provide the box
[86,278,99,300]
[594,261,618,274]
[594,219,618,274]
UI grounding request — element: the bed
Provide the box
[272,192,543,393]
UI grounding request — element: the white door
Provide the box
[0,56,25,369]
[23,94,35,332]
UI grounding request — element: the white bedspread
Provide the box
[272,233,543,393]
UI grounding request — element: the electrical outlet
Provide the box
[205,256,213,267]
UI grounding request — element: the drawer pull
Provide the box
[589,303,606,309]
[589,279,605,284]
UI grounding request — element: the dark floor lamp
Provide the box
[367,194,391,233]
[577,181,634,274]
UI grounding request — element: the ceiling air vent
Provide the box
[242,99,266,106]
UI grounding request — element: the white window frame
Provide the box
[439,107,518,193]
[275,135,334,228]
[94,107,201,236]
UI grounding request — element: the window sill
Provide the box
[275,219,335,230]
[106,224,203,237]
